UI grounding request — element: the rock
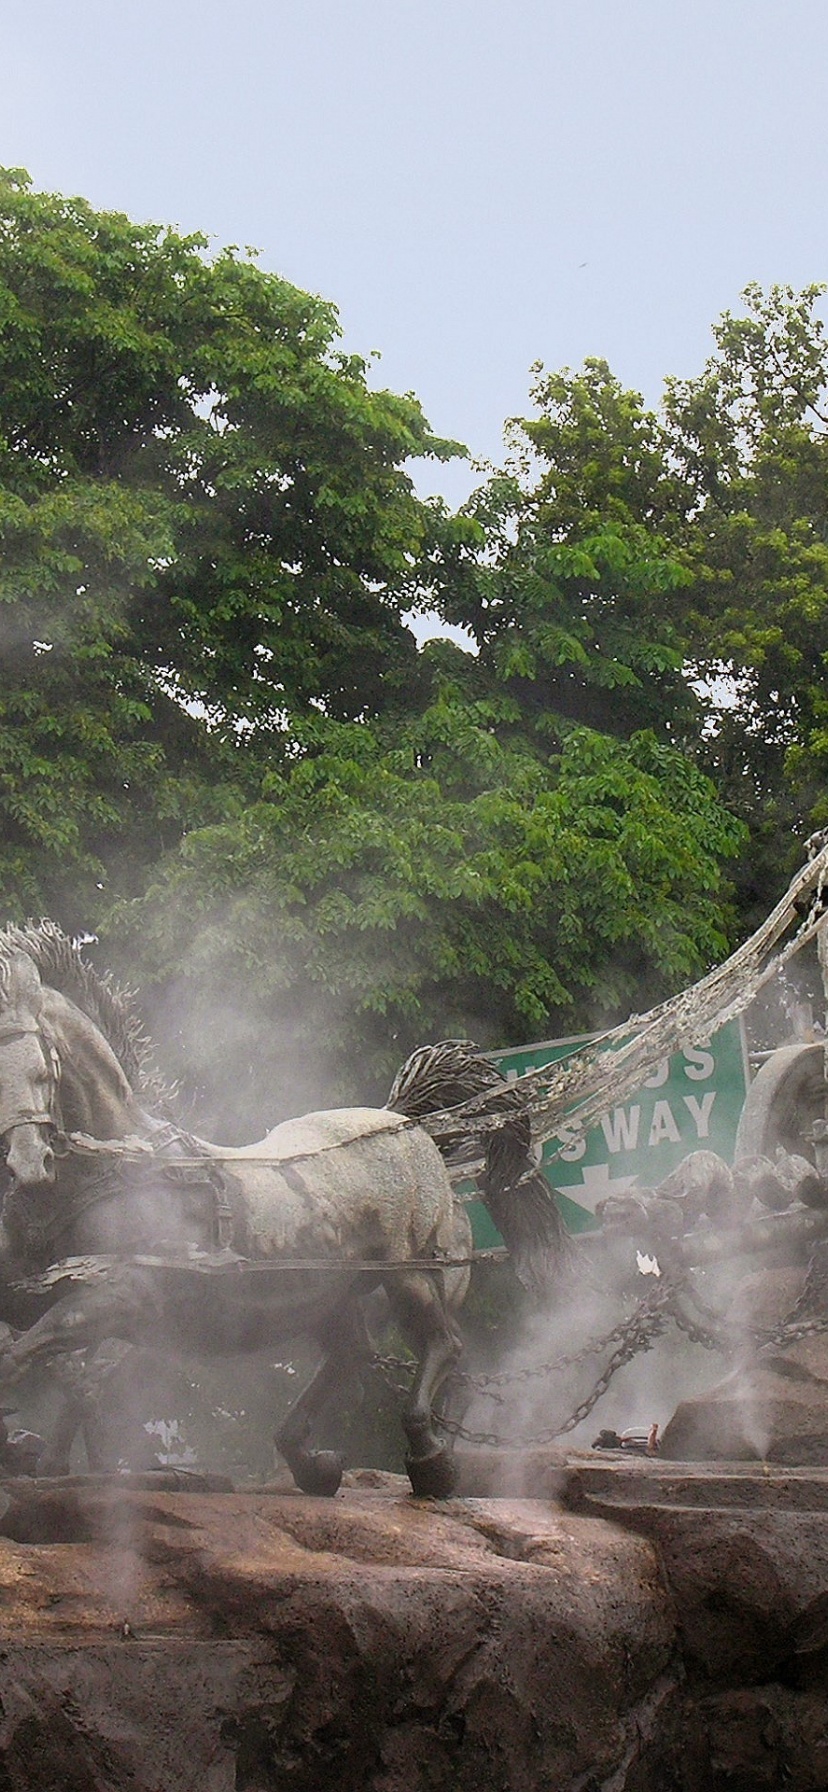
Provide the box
[454,1447,569,1498]
[8,1464,828,1788]
[642,1507,828,1685]
[660,1333,828,1466]
[656,1150,736,1220]
[0,1478,678,1792]
[774,1151,827,1210]
[727,1265,807,1334]
[568,1456,828,1686]
[730,1151,828,1213]
[702,1686,828,1790]
[732,1153,791,1211]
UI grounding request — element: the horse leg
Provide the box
[38,1350,131,1476]
[275,1304,370,1498]
[388,1269,463,1499]
[35,1388,85,1477]
[0,1269,154,1389]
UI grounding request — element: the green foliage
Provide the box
[658,284,828,917]
[445,298,828,935]
[106,697,743,1135]
[0,171,764,1122]
[448,363,702,746]
[0,168,461,920]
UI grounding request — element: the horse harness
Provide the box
[4,1121,238,1261]
[0,1016,63,1138]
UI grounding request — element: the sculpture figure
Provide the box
[0,924,565,1496]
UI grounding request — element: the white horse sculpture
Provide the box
[0,925,565,1495]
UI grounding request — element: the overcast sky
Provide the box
[2,0,827,505]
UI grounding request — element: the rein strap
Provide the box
[0,1107,54,1135]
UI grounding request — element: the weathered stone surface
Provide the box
[454,1446,569,1499]
[565,1457,828,1680]
[728,1264,808,1333]
[0,1476,678,1792]
[563,1453,828,1516]
[563,1457,828,1785]
[8,1461,828,1789]
[658,1256,828,1466]
[661,1338,828,1466]
[640,1507,828,1684]
[701,1686,828,1790]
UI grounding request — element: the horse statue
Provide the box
[0,924,566,1495]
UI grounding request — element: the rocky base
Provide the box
[0,1469,677,1792]
[0,1463,826,1789]
[661,1272,828,1466]
[564,1454,828,1790]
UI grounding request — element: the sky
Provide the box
[2,0,827,509]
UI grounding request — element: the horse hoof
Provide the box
[405,1446,458,1499]
[293,1450,344,1497]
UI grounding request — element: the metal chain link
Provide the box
[370,1277,689,1448]
[760,1310,828,1349]
[521,1300,673,1444]
[371,1291,683,1405]
[670,1305,728,1352]
[372,1251,828,1451]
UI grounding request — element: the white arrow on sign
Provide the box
[552,1161,640,1215]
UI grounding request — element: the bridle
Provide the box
[0,1017,63,1142]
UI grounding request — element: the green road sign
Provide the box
[472,1017,749,1241]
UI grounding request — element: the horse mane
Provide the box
[0,920,170,1104]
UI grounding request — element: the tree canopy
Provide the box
[110,698,740,1131]
[449,359,700,744]
[0,167,460,922]
[6,170,822,1128]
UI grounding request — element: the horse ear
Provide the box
[0,951,44,1019]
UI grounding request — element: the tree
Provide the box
[442,301,828,935]
[438,360,704,750]
[661,284,828,920]
[0,168,459,922]
[0,171,752,1122]
[106,691,743,1136]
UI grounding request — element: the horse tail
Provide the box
[387,1040,569,1299]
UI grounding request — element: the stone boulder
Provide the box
[661,1334,828,1466]
[0,1472,679,1792]
[564,1454,828,1788]
[658,1259,828,1466]
[6,1460,828,1789]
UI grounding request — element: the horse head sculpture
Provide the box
[0,949,61,1190]
[0,930,570,1496]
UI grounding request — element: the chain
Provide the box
[664,1275,739,1352]
[671,1305,728,1352]
[454,1309,673,1389]
[371,1276,717,1400]
[780,1239,828,1324]
[370,1278,692,1448]
[366,1234,828,1446]
[434,1309,666,1450]
[516,1324,667,1447]
[749,1239,828,1351]
[759,1310,828,1350]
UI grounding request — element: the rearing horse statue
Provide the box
[0,924,566,1496]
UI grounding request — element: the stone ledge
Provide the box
[0,1467,826,1789]
[562,1455,828,1692]
[0,1477,676,1792]
[562,1453,828,1514]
